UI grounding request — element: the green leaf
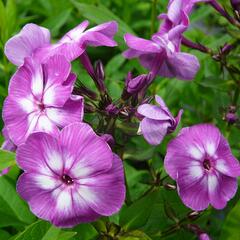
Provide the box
[220,202,240,240]
[0,149,16,171]
[105,54,126,77]
[11,220,75,240]
[119,230,152,240]
[119,191,159,230]
[71,1,135,50]
[0,177,35,226]
[42,8,72,37]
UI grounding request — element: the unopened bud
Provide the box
[106,103,119,116]
[226,112,238,124]
[100,134,115,147]
[84,103,96,113]
[187,211,200,220]
[95,60,105,81]
[73,84,98,101]
[163,183,176,190]
[231,0,240,12]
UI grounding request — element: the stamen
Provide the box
[203,159,211,171]
[62,174,74,185]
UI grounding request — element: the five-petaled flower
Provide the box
[16,123,125,228]
[4,20,118,66]
[164,124,240,211]
[3,55,83,146]
[123,24,200,80]
[137,95,182,145]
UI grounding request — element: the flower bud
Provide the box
[95,60,105,82]
[231,0,240,12]
[73,84,98,100]
[122,73,152,100]
[106,103,119,116]
[100,134,115,147]
[79,52,96,80]
[226,112,238,124]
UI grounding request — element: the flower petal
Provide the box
[16,132,62,175]
[166,52,200,80]
[4,23,50,66]
[208,173,237,209]
[137,104,171,120]
[177,171,209,211]
[60,123,113,175]
[140,118,170,145]
[124,33,159,53]
[77,154,125,215]
[46,95,84,128]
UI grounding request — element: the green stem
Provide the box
[150,0,158,36]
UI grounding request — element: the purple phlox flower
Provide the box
[3,55,84,146]
[16,123,125,228]
[123,23,200,80]
[164,123,240,211]
[137,95,183,145]
[0,127,17,176]
[5,21,118,66]
[199,233,211,240]
[158,0,209,31]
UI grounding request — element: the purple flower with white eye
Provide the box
[5,20,118,66]
[123,23,199,80]
[3,55,84,146]
[137,95,182,145]
[16,123,125,228]
[164,124,240,211]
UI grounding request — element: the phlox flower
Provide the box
[16,123,125,227]
[164,124,240,211]
[4,20,118,66]
[137,95,182,145]
[123,24,199,80]
[3,55,83,145]
[158,0,208,32]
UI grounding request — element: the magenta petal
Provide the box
[208,173,237,209]
[214,136,240,177]
[140,118,170,145]
[87,21,118,38]
[167,52,200,80]
[167,0,182,24]
[17,174,98,228]
[59,123,113,174]
[16,132,62,175]
[137,104,171,120]
[46,95,84,128]
[76,154,125,216]
[81,32,117,47]
[124,33,159,52]
[178,172,209,211]
[3,97,33,145]
[43,55,71,86]
[4,23,50,66]
[1,127,17,152]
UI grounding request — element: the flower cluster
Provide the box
[2,21,125,227]
[1,1,240,238]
